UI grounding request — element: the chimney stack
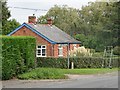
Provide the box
[28,14,36,24]
[47,18,53,26]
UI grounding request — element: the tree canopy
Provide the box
[38,5,79,36]
[38,1,119,52]
[1,1,20,35]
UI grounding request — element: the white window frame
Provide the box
[58,44,63,57]
[73,44,77,49]
[36,45,46,57]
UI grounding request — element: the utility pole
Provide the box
[67,43,70,69]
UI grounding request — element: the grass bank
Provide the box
[18,68,118,80]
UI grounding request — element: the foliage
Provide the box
[69,46,95,57]
[74,34,98,50]
[37,57,119,69]
[38,1,119,52]
[76,1,119,51]
[38,5,79,35]
[1,1,11,24]
[2,19,20,35]
[92,52,104,57]
[113,46,120,55]
[1,36,36,80]
[18,68,66,80]
[18,68,118,80]
[1,1,10,35]
[37,57,68,69]
[0,36,1,79]
[1,1,20,35]
[0,1,2,35]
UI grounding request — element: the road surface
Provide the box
[2,71,119,88]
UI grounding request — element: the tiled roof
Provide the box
[8,23,81,44]
[27,23,81,44]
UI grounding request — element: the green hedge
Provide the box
[37,58,68,69]
[1,36,36,80]
[37,57,119,69]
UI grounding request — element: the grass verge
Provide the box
[18,68,67,80]
[61,68,118,75]
[18,68,118,80]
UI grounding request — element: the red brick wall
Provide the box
[63,45,68,57]
[53,44,58,58]
[11,26,52,57]
[11,26,80,58]
[53,44,80,58]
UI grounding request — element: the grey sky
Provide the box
[7,0,96,24]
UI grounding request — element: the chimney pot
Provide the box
[47,18,53,25]
[28,15,36,24]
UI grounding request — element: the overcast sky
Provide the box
[7,0,96,24]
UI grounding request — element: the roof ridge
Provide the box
[8,22,81,44]
[27,23,81,44]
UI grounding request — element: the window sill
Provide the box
[58,55,63,57]
[36,56,46,57]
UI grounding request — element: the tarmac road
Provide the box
[2,71,119,88]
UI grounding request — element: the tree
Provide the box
[1,1,20,35]
[38,1,119,52]
[1,1,10,35]
[38,5,79,35]
[2,1,10,23]
[3,19,20,35]
[0,1,2,34]
[74,1,119,51]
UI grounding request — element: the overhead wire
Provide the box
[9,6,48,12]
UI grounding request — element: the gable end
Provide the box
[7,23,56,44]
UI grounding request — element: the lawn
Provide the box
[18,68,118,80]
[60,68,118,75]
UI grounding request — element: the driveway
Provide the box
[2,71,118,88]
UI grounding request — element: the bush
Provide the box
[37,57,68,69]
[113,46,120,55]
[37,57,119,69]
[18,68,66,79]
[1,36,36,80]
[69,46,94,57]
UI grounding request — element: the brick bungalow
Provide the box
[8,15,81,58]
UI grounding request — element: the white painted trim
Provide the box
[58,44,63,57]
[36,45,46,57]
[58,55,63,57]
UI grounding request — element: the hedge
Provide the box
[1,36,36,80]
[37,57,119,69]
[37,57,68,69]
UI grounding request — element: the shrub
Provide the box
[37,57,119,69]
[113,46,120,55]
[37,57,68,69]
[1,36,36,80]
[18,68,66,79]
[69,46,94,57]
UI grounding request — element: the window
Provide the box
[73,44,77,49]
[36,45,46,57]
[58,44,63,57]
